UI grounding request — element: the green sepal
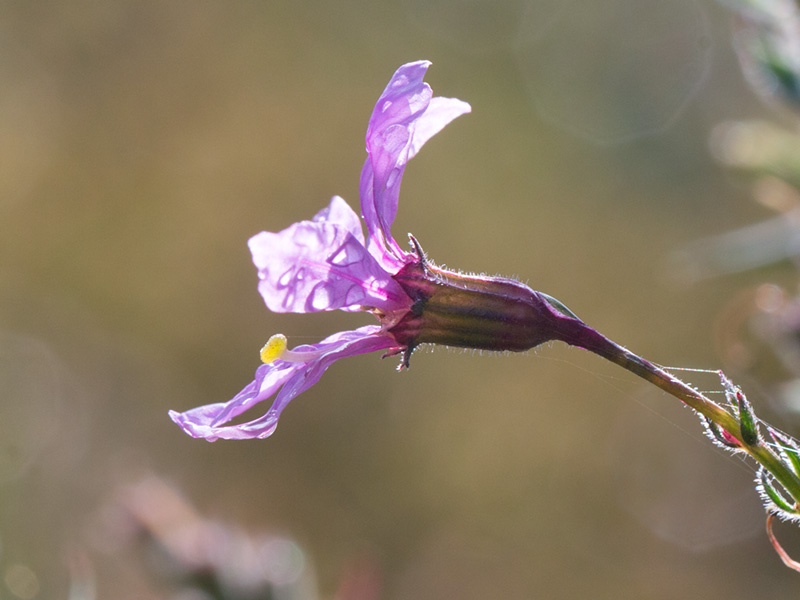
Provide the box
[736,389,759,446]
[769,427,800,477]
[760,470,798,515]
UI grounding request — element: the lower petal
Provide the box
[169,326,399,441]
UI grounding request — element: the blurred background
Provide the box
[3,0,800,597]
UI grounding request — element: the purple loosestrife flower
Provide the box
[170,61,585,441]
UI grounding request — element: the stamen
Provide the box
[260,334,323,365]
[261,334,288,364]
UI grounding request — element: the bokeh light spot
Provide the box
[515,0,712,144]
[4,564,39,600]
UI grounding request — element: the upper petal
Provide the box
[406,95,472,160]
[360,61,471,270]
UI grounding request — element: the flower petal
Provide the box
[407,95,472,160]
[169,326,397,441]
[169,361,301,441]
[312,195,364,245]
[248,203,410,313]
[360,61,471,269]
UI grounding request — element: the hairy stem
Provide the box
[558,318,800,504]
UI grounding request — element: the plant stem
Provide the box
[558,317,800,504]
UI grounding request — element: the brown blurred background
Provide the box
[2,0,798,598]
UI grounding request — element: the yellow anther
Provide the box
[260,334,288,364]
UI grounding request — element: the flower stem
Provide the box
[558,317,800,504]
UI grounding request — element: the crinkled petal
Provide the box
[168,361,301,441]
[312,195,365,245]
[248,206,410,313]
[360,61,471,270]
[168,326,397,441]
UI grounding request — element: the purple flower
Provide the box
[170,60,585,442]
[170,61,471,441]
